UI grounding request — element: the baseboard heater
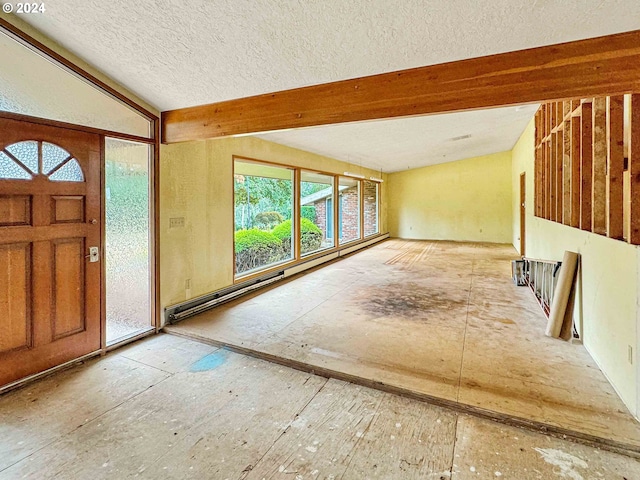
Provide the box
[165,233,389,325]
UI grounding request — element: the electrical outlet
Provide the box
[629,345,633,365]
[170,217,185,228]
[185,278,191,290]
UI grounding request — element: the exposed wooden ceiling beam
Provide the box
[161,30,640,144]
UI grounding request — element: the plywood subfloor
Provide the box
[1,334,638,479]
[165,239,640,450]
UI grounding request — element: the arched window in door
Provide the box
[0,140,84,181]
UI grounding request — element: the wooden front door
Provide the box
[0,117,101,387]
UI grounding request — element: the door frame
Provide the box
[0,21,160,357]
[520,172,526,257]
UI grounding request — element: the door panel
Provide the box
[0,243,31,353]
[0,195,31,226]
[0,117,101,387]
[52,238,86,340]
[51,196,85,224]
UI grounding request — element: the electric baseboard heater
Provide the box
[166,272,284,324]
[164,233,389,325]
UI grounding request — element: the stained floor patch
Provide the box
[355,282,467,318]
[190,350,229,372]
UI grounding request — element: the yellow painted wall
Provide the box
[512,119,639,417]
[160,136,388,309]
[387,152,513,243]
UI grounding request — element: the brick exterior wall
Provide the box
[315,199,327,239]
[311,182,380,243]
[340,187,360,242]
[363,181,378,236]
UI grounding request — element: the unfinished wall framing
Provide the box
[534,95,639,245]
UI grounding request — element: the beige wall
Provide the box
[387,151,513,243]
[512,118,639,417]
[160,136,388,309]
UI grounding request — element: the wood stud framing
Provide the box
[534,94,639,245]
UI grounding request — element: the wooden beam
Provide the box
[570,115,581,228]
[606,95,625,239]
[629,94,640,244]
[580,102,593,231]
[162,30,640,143]
[592,97,607,235]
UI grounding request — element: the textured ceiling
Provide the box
[257,105,539,173]
[17,1,640,111]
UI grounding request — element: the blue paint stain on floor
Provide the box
[190,350,229,372]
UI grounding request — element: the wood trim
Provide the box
[606,95,624,240]
[294,168,301,261]
[152,119,161,331]
[162,30,640,143]
[0,111,155,145]
[99,136,106,350]
[630,94,640,245]
[0,18,158,123]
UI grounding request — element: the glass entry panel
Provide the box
[300,171,334,256]
[338,176,361,244]
[105,138,151,344]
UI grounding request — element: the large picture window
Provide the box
[233,158,382,277]
[338,176,361,244]
[234,159,294,276]
[300,171,335,256]
[363,180,379,237]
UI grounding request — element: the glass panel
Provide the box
[42,142,72,174]
[338,176,361,244]
[6,140,38,173]
[48,159,84,182]
[0,151,31,179]
[300,171,334,256]
[105,138,151,343]
[234,159,294,276]
[0,32,151,138]
[363,180,379,237]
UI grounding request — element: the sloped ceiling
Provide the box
[257,105,539,173]
[16,1,640,111]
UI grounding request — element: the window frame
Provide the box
[232,155,383,283]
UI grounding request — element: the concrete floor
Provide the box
[166,239,640,450]
[1,334,638,479]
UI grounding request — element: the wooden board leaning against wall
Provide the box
[534,94,640,246]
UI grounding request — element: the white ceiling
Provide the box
[17,1,640,112]
[257,105,539,173]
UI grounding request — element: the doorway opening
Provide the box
[520,172,526,256]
